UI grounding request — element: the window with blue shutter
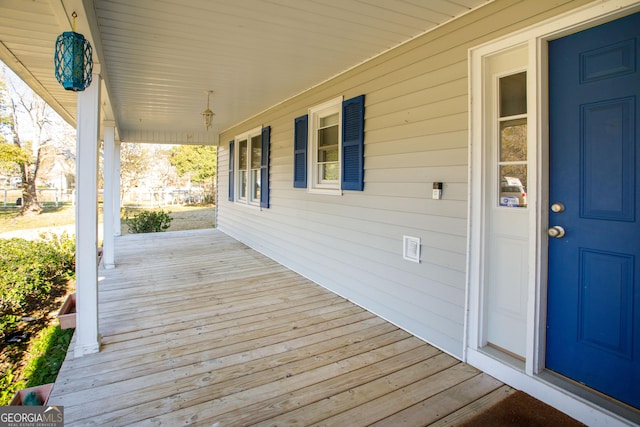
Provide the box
[342,95,365,191]
[293,115,308,188]
[294,94,364,192]
[228,140,234,201]
[231,127,270,208]
[260,126,271,208]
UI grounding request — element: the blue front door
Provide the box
[547,12,640,409]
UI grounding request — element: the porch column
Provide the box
[113,140,121,236]
[102,122,116,269]
[74,67,101,356]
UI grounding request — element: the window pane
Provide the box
[500,72,527,117]
[251,135,261,169]
[240,171,248,199]
[318,125,338,148]
[251,169,260,201]
[320,113,339,128]
[500,118,527,162]
[238,139,248,169]
[499,165,527,208]
[319,147,338,162]
[321,163,339,181]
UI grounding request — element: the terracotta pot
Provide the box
[10,383,53,406]
[57,292,76,329]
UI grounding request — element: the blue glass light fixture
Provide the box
[54,12,93,91]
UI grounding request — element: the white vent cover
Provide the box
[403,236,421,263]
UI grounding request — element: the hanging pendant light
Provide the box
[201,90,215,131]
[54,12,93,91]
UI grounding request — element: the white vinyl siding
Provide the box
[217,0,595,358]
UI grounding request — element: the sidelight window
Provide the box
[498,72,528,208]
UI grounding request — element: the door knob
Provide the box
[551,202,565,213]
[548,226,565,239]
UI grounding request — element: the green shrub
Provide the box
[0,233,75,336]
[126,210,173,233]
[38,231,75,263]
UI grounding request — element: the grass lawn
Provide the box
[0,205,80,234]
[0,204,216,235]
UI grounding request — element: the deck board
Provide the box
[48,229,510,426]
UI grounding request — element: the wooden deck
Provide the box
[48,229,513,426]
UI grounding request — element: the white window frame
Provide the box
[234,126,262,207]
[308,96,343,195]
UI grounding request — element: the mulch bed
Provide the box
[461,391,586,426]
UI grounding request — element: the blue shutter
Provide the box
[293,114,308,188]
[260,126,271,208]
[228,140,235,201]
[342,95,365,191]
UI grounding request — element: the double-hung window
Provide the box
[229,125,271,208]
[294,94,365,193]
[311,98,342,192]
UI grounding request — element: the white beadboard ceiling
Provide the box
[0,0,489,144]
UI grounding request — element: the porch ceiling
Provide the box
[0,0,489,144]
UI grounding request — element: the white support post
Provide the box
[74,70,102,357]
[113,140,121,236]
[102,123,116,269]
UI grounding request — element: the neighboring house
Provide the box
[0,0,638,425]
[217,1,639,425]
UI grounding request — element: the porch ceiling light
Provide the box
[201,90,215,131]
[54,12,93,91]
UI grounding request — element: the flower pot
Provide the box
[10,383,53,406]
[57,292,76,329]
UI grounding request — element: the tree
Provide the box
[0,139,29,169]
[119,143,150,200]
[0,79,31,203]
[0,66,75,215]
[168,145,217,202]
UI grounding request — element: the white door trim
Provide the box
[466,1,640,425]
